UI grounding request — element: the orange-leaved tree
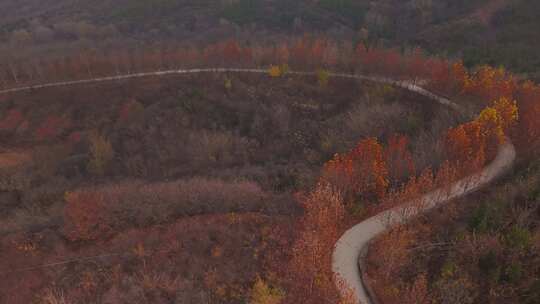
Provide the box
[288,182,345,303]
[324,138,389,205]
[463,65,516,102]
[516,81,540,148]
[446,96,518,175]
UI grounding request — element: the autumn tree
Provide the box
[516,81,540,148]
[463,65,516,102]
[324,137,388,205]
[434,160,459,191]
[384,134,415,184]
[428,59,469,95]
[446,119,488,174]
[368,227,415,301]
[274,43,290,64]
[476,97,518,146]
[400,273,432,304]
[289,38,309,68]
[379,166,435,217]
[334,278,358,304]
[405,47,428,81]
[446,96,518,175]
[288,182,345,303]
[355,43,382,74]
[268,65,282,77]
[380,48,404,76]
[492,97,518,135]
[220,40,245,66]
[87,131,114,176]
[250,276,285,304]
[310,39,326,66]
[317,69,330,87]
[323,41,339,67]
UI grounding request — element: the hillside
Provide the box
[2,1,540,303]
[0,53,463,302]
[2,0,540,79]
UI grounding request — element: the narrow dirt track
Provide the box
[0,68,516,304]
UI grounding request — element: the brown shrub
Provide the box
[63,178,269,238]
[63,190,111,241]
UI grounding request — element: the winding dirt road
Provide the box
[0,68,516,304]
[333,141,515,304]
[331,84,515,303]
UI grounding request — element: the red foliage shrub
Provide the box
[117,99,144,123]
[34,115,71,141]
[405,48,429,79]
[516,81,540,149]
[67,131,83,144]
[201,40,254,67]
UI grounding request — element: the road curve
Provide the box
[332,113,515,302]
[0,68,516,303]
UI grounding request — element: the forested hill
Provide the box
[1,0,539,78]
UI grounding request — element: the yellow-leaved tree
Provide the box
[87,131,114,176]
[250,276,284,304]
[268,65,282,77]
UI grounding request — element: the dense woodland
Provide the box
[0,40,461,303]
[1,1,540,304]
[0,38,539,303]
[1,0,540,79]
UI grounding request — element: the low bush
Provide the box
[62,178,272,239]
[34,115,72,141]
[63,190,110,241]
